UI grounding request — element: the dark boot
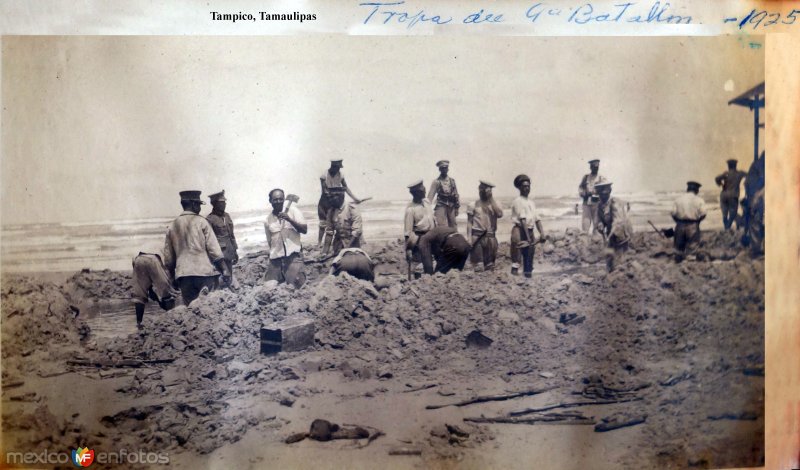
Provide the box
[135,303,145,327]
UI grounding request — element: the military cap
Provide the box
[513,174,531,189]
[407,179,425,192]
[208,190,226,202]
[726,158,738,164]
[687,181,702,189]
[594,181,612,189]
[330,159,344,167]
[479,180,495,188]
[179,190,205,204]
[436,160,450,168]
[588,159,600,164]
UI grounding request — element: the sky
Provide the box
[1,35,764,225]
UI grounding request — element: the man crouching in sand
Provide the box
[595,181,633,272]
[132,251,178,329]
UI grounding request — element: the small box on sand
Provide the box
[260,317,315,355]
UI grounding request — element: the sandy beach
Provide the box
[1,228,764,469]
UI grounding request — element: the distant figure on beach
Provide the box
[330,248,375,282]
[714,159,747,230]
[206,190,239,290]
[131,251,178,328]
[319,159,362,253]
[671,181,707,261]
[404,180,436,278]
[578,159,607,235]
[466,180,503,272]
[264,188,308,288]
[595,181,633,272]
[510,174,546,278]
[329,191,364,256]
[416,226,471,275]
[427,160,460,228]
[163,191,230,305]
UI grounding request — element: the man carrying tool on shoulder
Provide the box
[264,188,307,288]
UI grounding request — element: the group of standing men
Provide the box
[404,160,547,278]
[131,152,765,327]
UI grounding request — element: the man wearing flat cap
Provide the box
[510,174,546,277]
[319,159,362,252]
[206,190,239,289]
[404,180,436,276]
[427,160,460,228]
[163,191,230,305]
[466,180,504,272]
[595,182,633,271]
[714,158,747,230]
[578,159,607,234]
[671,181,707,260]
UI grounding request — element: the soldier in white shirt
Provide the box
[264,188,308,288]
[671,181,707,259]
[510,174,546,277]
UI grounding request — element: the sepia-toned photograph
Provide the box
[2,35,766,468]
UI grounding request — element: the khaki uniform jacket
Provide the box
[163,211,224,280]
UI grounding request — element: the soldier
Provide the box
[416,226,471,275]
[578,159,607,234]
[206,190,239,289]
[330,248,375,282]
[264,188,308,288]
[163,191,230,305]
[671,181,707,260]
[329,191,364,256]
[595,181,633,272]
[427,160,460,228]
[714,159,747,230]
[319,159,362,252]
[510,174,546,278]
[131,251,178,328]
[466,180,504,272]
[404,180,436,277]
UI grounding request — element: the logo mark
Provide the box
[71,447,94,467]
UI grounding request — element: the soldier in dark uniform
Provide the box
[416,226,471,275]
[206,190,239,289]
[427,160,460,228]
[715,159,747,230]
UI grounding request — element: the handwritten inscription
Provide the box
[359,1,694,28]
[528,1,691,24]
[724,8,800,30]
[359,1,800,31]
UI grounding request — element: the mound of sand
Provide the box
[2,229,765,467]
[1,275,90,378]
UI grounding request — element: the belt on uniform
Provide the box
[439,232,461,250]
[675,218,700,224]
[471,230,495,237]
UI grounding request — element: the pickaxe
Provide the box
[648,220,674,239]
